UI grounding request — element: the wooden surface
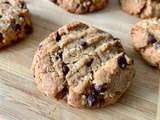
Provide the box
[0,0,159,120]
[157,75,160,120]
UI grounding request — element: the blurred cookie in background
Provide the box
[51,0,108,14]
[120,0,160,19]
[131,18,160,69]
[0,0,32,48]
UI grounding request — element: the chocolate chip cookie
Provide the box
[52,0,108,14]
[120,0,160,18]
[131,19,160,69]
[32,22,135,108]
[0,0,32,48]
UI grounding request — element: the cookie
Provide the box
[0,0,32,48]
[52,0,108,14]
[120,0,160,19]
[32,22,135,108]
[131,19,160,69]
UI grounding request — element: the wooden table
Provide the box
[0,0,159,120]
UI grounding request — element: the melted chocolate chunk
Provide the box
[0,15,2,18]
[87,95,95,107]
[62,63,69,75]
[148,35,157,44]
[94,84,106,93]
[86,59,93,67]
[80,41,88,48]
[0,33,4,41]
[117,55,127,69]
[4,1,10,4]
[56,51,63,60]
[55,32,61,42]
[24,24,33,34]
[10,22,21,31]
[113,38,119,41]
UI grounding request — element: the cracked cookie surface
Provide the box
[32,22,135,108]
[131,19,160,69]
[120,0,160,18]
[0,0,32,48]
[52,0,108,14]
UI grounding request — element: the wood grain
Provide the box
[0,0,159,120]
[157,73,160,120]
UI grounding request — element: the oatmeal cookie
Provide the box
[52,0,108,14]
[32,22,135,108]
[120,0,160,18]
[0,0,32,48]
[131,18,160,69]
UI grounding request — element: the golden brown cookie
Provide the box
[131,18,160,69]
[120,0,160,18]
[32,22,135,108]
[0,0,32,48]
[52,0,108,14]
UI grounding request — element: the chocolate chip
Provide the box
[51,0,57,3]
[86,59,93,67]
[117,55,127,69]
[0,33,4,42]
[87,95,95,107]
[55,85,68,99]
[24,24,33,34]
[80,41,88,48]
[94,84,106,93]
[0,15,2,18]
[155,42,160,49]
[148,35,157,44]
[20,1,26,9]
[55,56,59,60]
[75,3,80,8]
[56,51,63,60]
[94,85,103,92]
[4,1,10,4]
[55,32,61,42]
[113,38,119,41]
[62,63,69,75]
[61,86,68,97]
[10,22,21,31]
